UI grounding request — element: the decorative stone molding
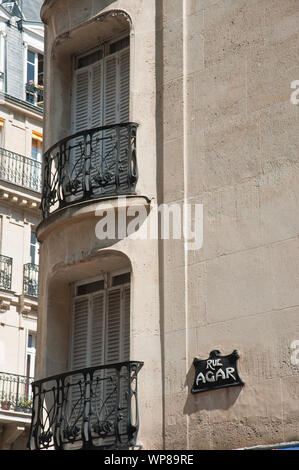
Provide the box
[0,292,18,312]
[19,294,38,315]
[0,187,40,212]
[95,9,132,27]
[0,292,37,315]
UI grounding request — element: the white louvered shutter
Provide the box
[73,69,90,133]
[119,48,130,123]
[103,287,121,443]
[104,55,118,126]
[106,287,121,364]
[91,62,103,128]
[103,55,118,191]
[72,297,89,369]
[70,296,89,438]
[70,69,90,199]
[120,285,131,439]
[90,292,105,366]
[118,48,130,191]
[90,292,106,433]
[70,279,130,445]
[104,286,130,443]
[90,62,104,196]
[122,285,130,361]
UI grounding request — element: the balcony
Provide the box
[0,147,42,192]
[0,255,12,291]
[28,361,143,450]
[23,263,39,298]
[0,372,33,414]
[41,122,138,219]
[25,82,44,108]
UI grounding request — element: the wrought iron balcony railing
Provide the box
[23,263,39,297]
[0,147,42,192]
[0,254,12,291]
[28,361,143,450]
[0,371,33,414]
[41,122,138,219]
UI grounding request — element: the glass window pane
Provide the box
[27,63,35,83]
[77,280,104,296]
[26,92,34,104]
[32,139,42,160]
[30,245,36,264]
[27,50,35,64]
[109,37,130,55]
[77,49,103,69]
[38,54,43,86]
[30,232,38,265]
[31,232,37,245]
[31,145,37,160]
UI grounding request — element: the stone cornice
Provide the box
[0,183,41,213]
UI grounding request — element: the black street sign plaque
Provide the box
[191,350,244,394]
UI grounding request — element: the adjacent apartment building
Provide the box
[29,0,299,451]
[0,0,43,450]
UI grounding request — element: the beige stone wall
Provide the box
[0,103,41,449]
[0,305,36,375]
[158,0,299,449]
[0,99,41,378]
[0,105,43,158]
[39,0,299,450]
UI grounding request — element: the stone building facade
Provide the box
[30,0,299,450]
[0,0,43,450]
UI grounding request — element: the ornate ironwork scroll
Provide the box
[28,361,143,450]
[23,263,39,298]
[0,371,33,413]
[41,122,138,219]
[0,254,12,291]
[0,147,42,192]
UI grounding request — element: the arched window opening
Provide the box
[41,23,138,217]
[72,35,130,134]
[70,269,131,370]
[68,270,131,449]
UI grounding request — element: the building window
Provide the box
[30,231,39,266]
[71,271,131,370]
[26,332,36,384]
[70,36,130,194]
[72,36,130,134]
[0,118,4,148]
[24,232,39,297]
[31,135,42,161]
[27,50,36,84]
[37,53,44,87]
[31,134,42,190]
[26,50,43,85]
[0,31,5,92]
[26,50,44,104]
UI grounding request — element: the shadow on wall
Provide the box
[183,363,243,415]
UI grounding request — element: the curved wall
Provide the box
[36,0,162,450]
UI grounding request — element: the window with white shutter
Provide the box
[70,272,130,370]
[71,38,130,196]
[119,48,130,123]
[72,39,130,133]
[90,291,106,367]
[73,69,90,133]
[70,272,131,447]
[72,296,89,370]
